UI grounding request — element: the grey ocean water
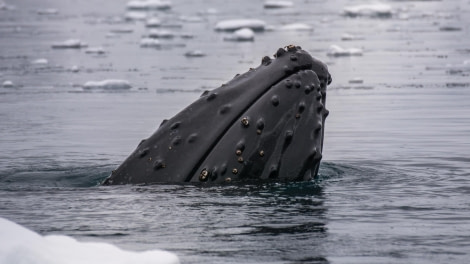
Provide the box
[1,0,470,263]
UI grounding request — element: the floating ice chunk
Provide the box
[349,77,364,84]
[110,28,134,33]
[224,28,255,41]
[37,8,59,15]
[70,65,80,72]
[148,29,174,38]
[0,217,180,264]
[127,0,172,10]
[343,3,392,17]
[327,45,363,56]
[341,33,363,41]
[2,80,14,88]
[85,46,106,54]
[51,39,87,49]
[264,1,293,9]
[146,17,161,27]
[179,16,204,23]
[215,19,266,32]
[125,11,147,21]
[83,80,132,90]
[439,25,462,31]
[184,50,206,57]
[32,58,49,65]
[279,23,313,31]
[140,38,161,47]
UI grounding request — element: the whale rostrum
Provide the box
[103,45,332,185]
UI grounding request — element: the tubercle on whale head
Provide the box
[102,45,332,185]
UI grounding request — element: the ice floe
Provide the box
[2,80,14,88]
[140,38,161,47]
[70,65,80,73]
[224,28,255,41]
[341,33,363,41]
[31,58,49,65]
[343,3,392,17]
[84,46,106,54]
[37,8,59,15]
[264,1,293,9]
[0,217,180,264]
[349,77,364,84]
[83,80,132,90]
[184,50,206,57]
[127,0,172,10]
[125,11,147,21]
[215,19,266,32]
[148,29,175,38]
[146,17,161,27]
[51,39,87,49]
[327,45,363,56]
[279,23,313,31]
[110,28,134,34]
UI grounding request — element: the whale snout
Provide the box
[103,45,331,185]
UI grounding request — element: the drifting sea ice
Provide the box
[83,80,132,90]
[224,28,255,41]
[2,80,14,88]
[263,1,293,9]
[124,11,147,21]
[146,17,161,27]
[84,47,106,54]
[327,45,363,56]
[184,50,206,57]
[140,38,161,47]
[279,23,313,31]
[343,3,392,17]
[215,19,266,31]
[37,8,59,15]
[126,0,172,10]
[31,58,49,65]
[148,29,175,38]
[0,217,180,264]
[51,39,87,49]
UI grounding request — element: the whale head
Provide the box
[103,45,331,184]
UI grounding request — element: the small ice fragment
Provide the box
[51,39,87,49]
[349,77,364,84]
[110,28,134,33]
[127,0,172,10]
[83,80,132,90]
[85,46,106,54]
[343,4,392,17]
[70,65,80,72]
[184,50,205,57]
[179,16,204,23]
[341,33,357,41]
[327,45,363,56]
[215,19,266,32]
[146,17,161,27]
[279,23,312,31]
[37,8,59,15]
[264,1,293,9]
[224,28,255,41]
[140,38,161,47]
[0,217,180,264]
[31,58,48,65]
[439,25,462,31]
[2,80,14,88]
[125,11,147,21]
[148,29,174,38]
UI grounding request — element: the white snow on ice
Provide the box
[83,79,132,90]
[215,19,266,31]
[224,28,255,41]
[343,3,392,17]
[0,217,180,264]
[327,45,363,56]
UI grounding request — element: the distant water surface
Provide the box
[1,0,470,263]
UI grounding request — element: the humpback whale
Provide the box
[103,45,331,185]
